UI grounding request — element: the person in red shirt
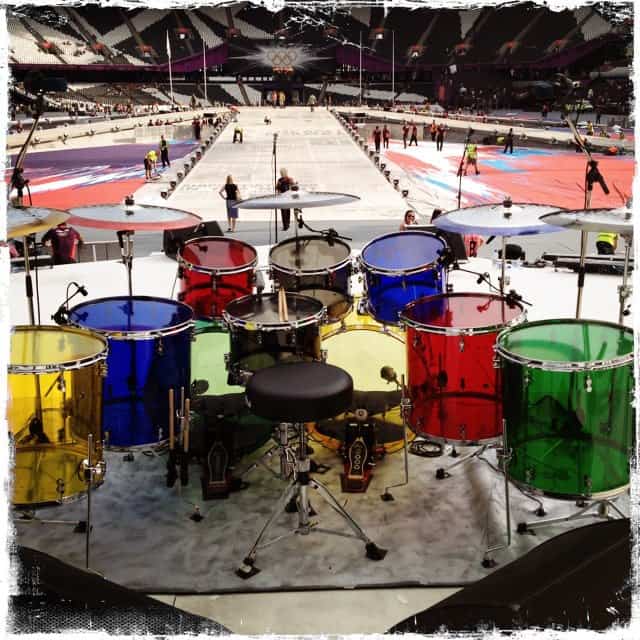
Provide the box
[382,125,390,149]
[409,123,418,146]
[373,126,382,153]
[402,123,409,149]
[42,222,83,265]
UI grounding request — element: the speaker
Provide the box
[163,220,224,259]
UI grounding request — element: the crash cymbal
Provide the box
[67,203,201,231]
[236,190,360,210]
[7,205,70,239]
[540,206,633,235]
[433,201,565,236]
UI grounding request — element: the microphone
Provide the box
[53,307,68,325]
[477,272,489,285]
[486,236,496,244]
[72,282,88,296]
[380,366,398,384]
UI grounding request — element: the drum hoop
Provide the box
[9,325,109,373]
[322,317,405,343]
[495,318,634,371]
[400,293,526,335]
[269,235,352,276]
[68,296,194,341]
[359,231,445,276]
[270,256,353,278]
[223,294,326,331]
[178,236,258,275]
[508,476,629,502]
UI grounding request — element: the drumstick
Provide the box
[168,389,175,450]
[179,386,185,446]
[183,399,190,453]
[280,288,289,321]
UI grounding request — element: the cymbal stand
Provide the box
[116,230,135,297]
[618,234,633,324]
[381,375,411,501]
[481,420,512,568]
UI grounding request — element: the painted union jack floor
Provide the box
[7,140,200,210]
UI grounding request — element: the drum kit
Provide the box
[6,188,635,572]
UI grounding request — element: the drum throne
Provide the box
[236,361,387,578]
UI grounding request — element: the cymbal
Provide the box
[67,203,201,231]
[7,205,70,239]
[236,190,360,210]
[433,202,565,236]
[540,206,633,235]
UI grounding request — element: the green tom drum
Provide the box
[190,321,273,459]
[496,319,634,499]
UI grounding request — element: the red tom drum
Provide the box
[178,236,257,319]
[401,293,525,444]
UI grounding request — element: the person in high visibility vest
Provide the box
[464,142,480,175]
[596,232,617,255]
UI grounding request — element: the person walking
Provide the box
[219,175,241,233]
[402,122,409,149]
[436,124,445,151]
[233,125,243,143]
[373,126,382,153]
[409,122,418,146]
[541,103,549,120]
[160,135,170,167]
[276,168,295,231]
[503,128,514,154]
[382,125,390,149]
[42,222,83,265]
[430,120,437,142]
[464,141,480,175]
[143,152,152,180]
[308,93,317,112]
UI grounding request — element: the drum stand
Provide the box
[517,497,627,535]
[16,434,105,573]
[618,234,632,324]
[237,421,386,578]
[481,423,513,568]
[381,375,411,501]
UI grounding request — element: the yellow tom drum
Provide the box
[308,302,412,453]
[8,325,108,507]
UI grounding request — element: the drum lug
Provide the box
[412,334,420,348]
[56,478,65,501]
[523,372,531,387]
[492,355,501,369]
[321,349,328,363]
[584,375,592,393]
[224,353,231,370]
[583,476,593,498]
[190,326,197,342]
[458,337,465,352]
[157,338,164,356]
[525,467,534,484]
[57,375,66,393]
[98,363,108,378]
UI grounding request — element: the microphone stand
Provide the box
[566,116,610,318]
[52,283,88,325]
[273,133,278,244]
[295,211,353,244]
[456,129,472,209]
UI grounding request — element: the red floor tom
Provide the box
[401,293,525,444]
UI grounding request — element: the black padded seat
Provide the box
[246,362,353,423]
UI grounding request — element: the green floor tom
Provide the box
[496,319,634,499]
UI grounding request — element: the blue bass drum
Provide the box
[68,296,194,447]
[359,231,447,324]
